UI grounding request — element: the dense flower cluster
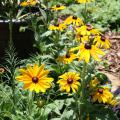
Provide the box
[15,0,119,119]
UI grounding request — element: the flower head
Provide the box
[94,35,111,49]
[20,0,37,7]
[57,72,80,93]
[71,43,105,63]
[49,23,66,31]
[64,16,83,26]
[51,4,66,11]
[75,33,89,43]
[16,64,53,93]
[57,52,77,64]
[76,24,100,36]
[92,88,113,103]
[90,78,100,88]
[76,0,94,4]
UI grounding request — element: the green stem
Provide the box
[84,3,87,23]
[9,15,17,113]
[9,18,13,44]
[79,62,87,120]
[28,92,34,116]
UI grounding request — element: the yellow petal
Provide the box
[85,50,90,63]
[66,85,70,93]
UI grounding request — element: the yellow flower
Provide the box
[57,72,80,93]
[90,78,100,88]
[51,4,66,11]
[71,43,105,63]
[57,52,77,64]
[76,0,94,4]
[92,88,113,103]
[64,16,83,26]
[49,23,66,31]
[75,33,89,43]
[20,0,37,7]
[76,24,100,36]
[94,35,111,49]
[108,98,120,107]
[16,64,53,93]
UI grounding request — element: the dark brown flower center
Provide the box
[98,89,103,94]
[65,53,70,58]
[101,36,106,42]
[80,35,83,37]
[55,24,59,27]
[84,43,92,49]
[67,78,73,84]
[72,16,77,20]
[86,24,92,31]
[56,4,60,8]
[32,77,38,83]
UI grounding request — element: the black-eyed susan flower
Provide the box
[94,35,111,49]
[75,33,89,43]
[64,16,83,26]
[57,52,77,64]
[92,88,113,103]
[20,0,37,7]
[51,4,66,11]
[57,72,80,93]
[16,64,53,93]
[76,24,100,36]
[76,0,94,4]
[71,43,105,63]
[90,78,100,88]
[49,23,66,31]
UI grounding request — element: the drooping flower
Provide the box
[70,43,105,63]
[57,51,77,64]
[92,88,113,103]
[94,35,111,49]
[49,23,66,31]
[20,0,37,7]
[16,64,53,93]
[51,4,66,11]
[64,15,83,26]
[76,0,94,4]
[57,72,80,93]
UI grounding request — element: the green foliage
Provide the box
[0,0,18,19]
[91,0,120,31]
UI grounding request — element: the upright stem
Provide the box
[9,18,13,44]
[28,92,34,115]
[79,62,87,120]
[84,3,87,23]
